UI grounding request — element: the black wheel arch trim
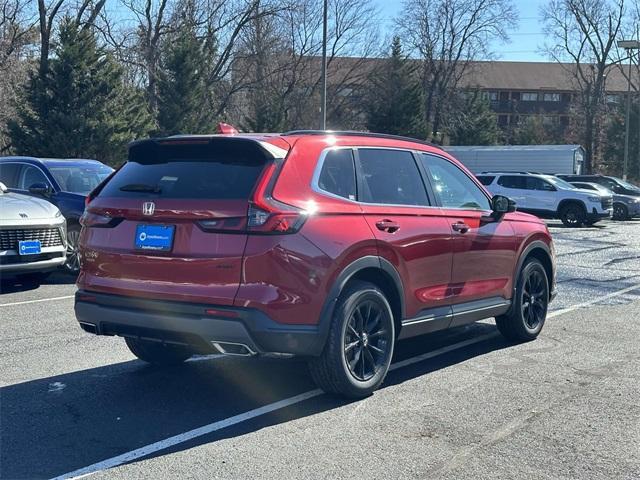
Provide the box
[315,255,405,354]
[510,240,555,314]
[557,199,587,214]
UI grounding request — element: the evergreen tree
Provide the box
[8,17,152,165]
[510,116,563,146]
[156,25,214,135]
[447,91,499,146]
[365,37,426,138]
[603,100,639,179]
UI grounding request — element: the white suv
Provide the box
[476,172,613,227]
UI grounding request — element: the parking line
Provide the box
[51,283,640,480]
[547,283,640,319]
[0,295,75,308]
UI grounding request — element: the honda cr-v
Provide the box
[75,129,556,398]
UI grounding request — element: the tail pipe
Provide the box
[211,341,256,356]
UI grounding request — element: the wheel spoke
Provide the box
[345,340,359,353]
[369,329,387,339]
[369,344,384,355]
[364,348,376,376]
[365,311,381,333]
[348,324,359,337]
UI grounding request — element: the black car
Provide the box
[557,174,640,197]
[0,157,113,273]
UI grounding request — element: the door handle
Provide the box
[452,222,469,233]
[375,219,400,233]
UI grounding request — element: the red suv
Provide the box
[75,130,556,397]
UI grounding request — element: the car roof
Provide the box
[0,156,103,167]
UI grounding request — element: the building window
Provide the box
[606,94,620,104]
[521,92,538,101]
[488,91,498,101]
[543,93,560,102]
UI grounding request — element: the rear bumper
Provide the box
[74,290,326,356]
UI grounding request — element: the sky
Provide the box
[375,0,549,62]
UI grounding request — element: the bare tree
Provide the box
[236,0,380,131]
[36,0,106,77]
[397,0,517,141]
[0,0,36,152]
[113,0,282,123]
[542,0,627,173]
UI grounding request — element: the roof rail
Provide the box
[282,130,438,148]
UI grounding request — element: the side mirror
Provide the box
[0,181,7,193]
[492,195,516,215]
[28,182,52,196]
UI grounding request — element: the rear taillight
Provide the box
[197,160,307,235]
[246,204,306,234]
[80,211,122,228]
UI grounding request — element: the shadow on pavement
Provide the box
[0,270,76,294]
[0,323,510,479]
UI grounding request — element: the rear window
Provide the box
[318,149,356,200]
[98,140,269,200]
[476,175,495,186]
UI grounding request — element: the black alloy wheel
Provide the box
[343,300,392,382]
[613,204,628,221]
[64,225,81,274]
[521,268,547,331]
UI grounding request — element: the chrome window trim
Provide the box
[311,145,441,210]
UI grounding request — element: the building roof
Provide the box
[460,61,634,92]
[323,56,637,93]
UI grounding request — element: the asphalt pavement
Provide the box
[1,219,639,480]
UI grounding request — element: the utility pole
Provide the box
[320,0,328,130]
[618,40,640,181]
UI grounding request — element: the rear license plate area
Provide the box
[135,224,175,252]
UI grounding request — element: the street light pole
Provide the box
[618,40,640,181]
[320,0,328,130]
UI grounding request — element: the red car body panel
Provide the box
[76,132,555,357]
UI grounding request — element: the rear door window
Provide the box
[497,176,526,189]
[356,149,429,206]
[99,140,269,200]
[318,149,356,200]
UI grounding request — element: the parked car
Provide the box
[0,181,66,283]
[476,172,612,227]
[568,181,640,220]
[0,157,113,273]
[74,130,556,398]
[557,174,640,218]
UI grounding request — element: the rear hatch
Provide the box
[78,137,287,305]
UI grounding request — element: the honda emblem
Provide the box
[142,202,155,216]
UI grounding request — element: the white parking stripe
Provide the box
[51,283,640,480]
[547,283,640,319]
[0,295,75,308]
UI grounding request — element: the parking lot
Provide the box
[1,219,639,480]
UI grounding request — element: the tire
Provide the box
[125,337,192,366]
[495,258,549,342]
[613,203,629,221]
[64,224,81,274]
[559,203,586,227]
[308,280,395,398]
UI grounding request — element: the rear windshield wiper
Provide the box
[119,183,162,193]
